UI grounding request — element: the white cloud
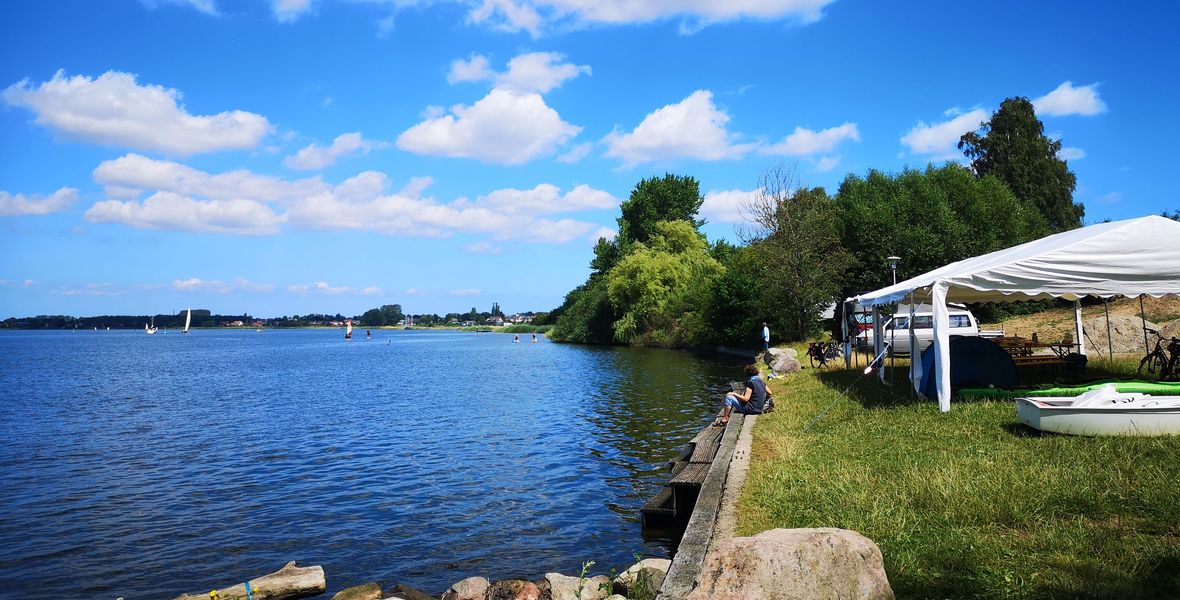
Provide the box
[1033,81,1107,117]
[900,108,987,160]
[397,88,581,164]
[603,90,756,165]
[288,281,382,295]
[88,156,612,243]
[0,187,78,216]
[814,156,840,172]
[700,189,758,224]
[283,132,387,170]
[558,142,593,163]
[449,288,482,296]
[589,226,616,242]
[172,277,274,293]
[2,70,271,155]
[465,241,503,254]
[1058,147,1086,161]
[468,0,835,35]
[56,283,123,297]
[448,54,494,84]
[496,52,591,93]
[143,0,220,15]
[762,122,859,156]
[94,153,326,203]
[272,0,314,22]
[85,192,285,235]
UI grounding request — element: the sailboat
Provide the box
[345,320,353,340]
[145,316,158,335]
[183,308,191,334]
[404,315,413,330]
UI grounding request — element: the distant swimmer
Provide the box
[532,332,537,343]
[366,329,372,339]
[513,334,520,343]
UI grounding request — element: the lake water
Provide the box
[0,329,746,599]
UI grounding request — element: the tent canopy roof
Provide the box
[852,215,1180,307]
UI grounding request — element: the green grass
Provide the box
[739,349,1180,599]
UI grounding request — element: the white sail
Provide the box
[145,316,157,335]
[183,308,191,334]
[345,320,353,339]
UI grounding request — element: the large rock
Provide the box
[489,579,542,600]
[386,583,434,600]
[1159,318,1180,341]
[1083,315,1158,356]
[331,583,382,600]
[763,348,798,366]
[687,528,893,600]
[771,355,803,375]
[545,573,611,600]
[612,558,669,597]
[442,576,489,600]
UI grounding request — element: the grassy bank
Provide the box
[738,349,1180,598]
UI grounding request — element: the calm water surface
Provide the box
[0,329,745,599]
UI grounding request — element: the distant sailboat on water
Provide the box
[183,308,192,334]
[345,320,353,340]
[145,316,158,335]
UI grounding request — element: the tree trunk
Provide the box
[174,561,326,600]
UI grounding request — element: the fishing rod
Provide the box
[802,332,899,433]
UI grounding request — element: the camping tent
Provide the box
[849,215,1180,412]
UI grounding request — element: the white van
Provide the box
[855,304,980,355]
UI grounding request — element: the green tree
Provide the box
[742,167,854,341]
[607,220,723,346]
[379,304,404,326]
[550,278,616,343]
[490,302,503,317]
[959,97,1083,231]
[617,174,704,247]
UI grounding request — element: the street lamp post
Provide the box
[887,255,901,285]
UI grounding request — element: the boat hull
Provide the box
[1016,398,1180,436]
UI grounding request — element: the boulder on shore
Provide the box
[762,348,802,375]
[385,583,434,600]
[488,579,542,600]
[545,572,610,600]
[442,576,489,600]
[1083,315,1158,357]
[330,583,382,600]
[612,558,670,597]
[687,528,893,600]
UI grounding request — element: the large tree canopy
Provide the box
[959,97,1083,231]
[616,174,704,248]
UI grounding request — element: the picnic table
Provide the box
[994,336,1078,358]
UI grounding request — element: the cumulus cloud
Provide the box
[85,192,285,235]
[288,281,382,295]
[465,241,502,254]
[1058,147,1086,161]
[496,52,591,93]
[700,189,759,224]
[94,153,326,203]
[172,277,274,293]
[448,54,494,84]
[1033,81,1107,117]
[603,90,756,165]
[283,132,387,170]
[0,187,78,216]
[468,0,836,35]
[271,0,314,21]
[814,156,840,172]
[2,70,271,155]
[900,108,987,160]
[762,122,860,156]
[87,156,614,244]
[558,142,593,163]
[397,88,581,164]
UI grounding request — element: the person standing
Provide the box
[762,322,770,351]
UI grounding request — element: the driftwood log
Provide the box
[174,561,326,600]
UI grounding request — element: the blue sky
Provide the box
[1,0,1176,319]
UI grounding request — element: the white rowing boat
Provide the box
[1016,385,1180,436]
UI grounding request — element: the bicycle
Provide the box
[807,338,842,368]
[1136,328,1180,381]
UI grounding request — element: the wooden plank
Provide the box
[689,435,721,463]
[669,462,710,487]
[688,425,723,448]
[641,486,674,513]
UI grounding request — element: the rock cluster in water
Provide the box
[331,557,670,600]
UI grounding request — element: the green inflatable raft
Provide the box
[960,379,1180,399]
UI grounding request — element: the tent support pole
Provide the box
[1074,300,1086,356]
[1104,299,1113,359]
[1141,296,1150,354]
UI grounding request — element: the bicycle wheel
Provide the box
[1164,353,1180,381]
[1137,351,1168,379]
[809,347,820,368]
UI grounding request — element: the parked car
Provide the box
[855,304,986,355]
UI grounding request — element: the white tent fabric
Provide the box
[850,215,1180,412]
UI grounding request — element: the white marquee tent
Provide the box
[848,215,1180,412]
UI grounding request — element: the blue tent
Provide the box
[919,336,1018,399]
